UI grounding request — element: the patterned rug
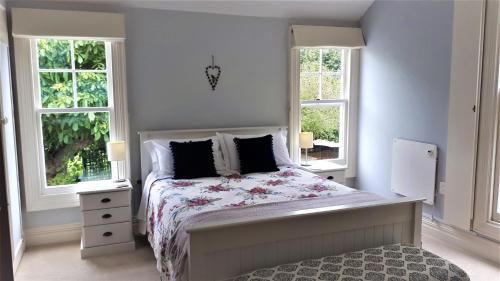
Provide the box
[231,244,470,281]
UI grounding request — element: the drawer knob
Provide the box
[103,232,113,237]
[327,176,334,180]
[102,214,112,219]
[101,198,111,203]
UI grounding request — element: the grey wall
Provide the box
[125,8,289,183]
[357,0,453,218]
[125,9,292,217]
[7,1,357,228]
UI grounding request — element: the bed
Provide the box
[137,126,424,281]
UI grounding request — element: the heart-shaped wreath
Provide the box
[205,55,221,91]
[205,65,221,91]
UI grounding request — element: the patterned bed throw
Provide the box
[232,244,469,281]
[141,167,382,280]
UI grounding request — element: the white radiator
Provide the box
[391,138,437,205]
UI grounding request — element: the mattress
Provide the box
[232,244,470,281]
[137,166,383,280]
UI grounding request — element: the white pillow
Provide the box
[144,137,227,176]
[144,140,160,172]
[217,131,294,173]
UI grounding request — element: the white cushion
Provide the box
[144,137,227,176]
[144,140,160,172]
[217,131,294,173]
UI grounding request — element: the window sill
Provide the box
[301,160,347,173]
[27,192,80,212]
[27,179,129,212]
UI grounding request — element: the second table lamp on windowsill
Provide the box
[107,140,126,183]
[300,132,314,166]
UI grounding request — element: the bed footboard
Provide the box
[186,198,423,281]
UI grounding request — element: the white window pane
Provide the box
[42,112,111,187]
[38,39,113,187]
[496,185,500,214]
[300,74,319,100]
[322,75,342,99]
[76,72,108,107]
[300,105,344,161]
[74,40,106,70]
[322,49,342,72]
[300,49,320,72]
[37,39,71,69]
[493,178,500,223]
[39,72,74,108]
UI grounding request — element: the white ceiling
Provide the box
[24,0,374,21]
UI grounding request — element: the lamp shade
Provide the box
[299,132,314,149]
[107,141,126,161]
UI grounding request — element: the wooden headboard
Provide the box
[138,126,288,185]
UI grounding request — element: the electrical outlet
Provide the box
[438,182,446,195]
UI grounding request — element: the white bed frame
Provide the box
[138,126,424,281]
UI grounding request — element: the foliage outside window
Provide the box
[299,48,347,162]
[36,39,112,187]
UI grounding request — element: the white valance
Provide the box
[12,8,125,40]
[291,25,365,49]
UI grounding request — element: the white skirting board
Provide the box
[422,218,500,265]
[24,223,82,246]
[12,238,25,274]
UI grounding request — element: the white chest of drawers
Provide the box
[313,170,346,185]
[77,181,135,258]
[301,161,347,185]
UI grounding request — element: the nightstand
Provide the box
[313,170,346,184]
[77,180,135,258]
[303,161,346,185]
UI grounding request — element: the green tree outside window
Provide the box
[299,48,345,160]
[38,39,111,186]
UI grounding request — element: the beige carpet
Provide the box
[422,236,500,281]
[15,238,159,281]
[15,236,500,281]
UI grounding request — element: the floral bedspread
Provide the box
[144,166,358,280]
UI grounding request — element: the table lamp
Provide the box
[299,132,314,166]
[107,140,126,182]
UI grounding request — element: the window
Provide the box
[298,48,349,165]
[494,185,500,222]
[473,0,500,240]
[289,25,363,175]
[490,73,500,226]
[14,37,128,211]
[12,9,128,211]
[34,39,113,191]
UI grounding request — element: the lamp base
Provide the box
[301,163,311,167]
[113,178,126,183]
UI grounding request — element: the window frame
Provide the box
[31,39,115,194]
[290,47,359,175]
[14,37,129,211]
[298,48,349,165]
[473,0,500,241]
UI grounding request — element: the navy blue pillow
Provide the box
[234,135,279,174]
[170,139,219,179]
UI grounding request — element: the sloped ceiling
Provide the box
[10,0,374,21]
